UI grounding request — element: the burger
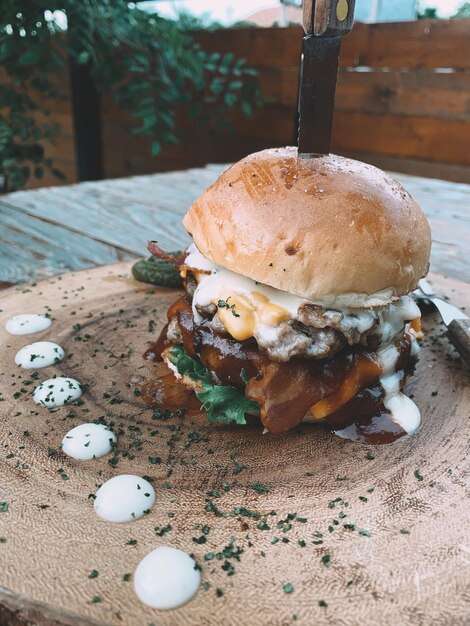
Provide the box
[148,147,431,437]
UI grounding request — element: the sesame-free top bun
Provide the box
[183,147,432,307]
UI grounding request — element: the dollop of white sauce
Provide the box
[33,376,82,408]
[15,341,64,369]
[185,245,420,345]
[62,423,117,461]
[5,314,52,336]
[94,475,155,523]
[134,546,200,610]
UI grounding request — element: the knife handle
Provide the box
[447,318,470,366]
[303,0,356,36]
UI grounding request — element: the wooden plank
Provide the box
[198,26,302,70]
[0,202,134,284]
[196,21,470,71]
[1,184,192,257]
[100,66,470,123]
[341,19,470,70]
[340,151,470,185]
[100,124,269,179]
[3,164,469,284]
[332,112,470,165]
[336,70,470,121]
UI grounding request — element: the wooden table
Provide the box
[0,166,469,626]
[0,166,469,286]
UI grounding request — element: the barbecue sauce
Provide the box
[140,361,201,411]
[143,296,416,442]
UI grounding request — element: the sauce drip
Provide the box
[140,362,201,411]
[334,410,407,444]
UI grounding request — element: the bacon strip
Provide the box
[147,241,187,266]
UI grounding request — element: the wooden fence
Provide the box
[102,19,470,184]
[6,18,470,189]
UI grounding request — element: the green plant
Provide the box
[0,4,66,191]
[417,7,439,18]
[0,1,259,191]
[453,2,470,17]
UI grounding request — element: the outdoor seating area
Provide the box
[0,3,469,625]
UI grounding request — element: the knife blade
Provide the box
[298,0,356,157]
[413,278,470,365]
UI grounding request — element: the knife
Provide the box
[298,0,356,157]
[414,278,470,366]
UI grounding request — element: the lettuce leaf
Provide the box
[168,345,259,425]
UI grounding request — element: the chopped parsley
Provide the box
[251,482,269,494]
[217,297,240,317]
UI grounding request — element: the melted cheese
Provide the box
[184,245,421,346]
[309,331,421,421]
[310,355,382,419]
[216,292,290,341]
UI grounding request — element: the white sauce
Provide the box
[33,376,82,408]
[184,245,421,345]
[94,475,155,523]
[5,314,52,336]
[61,423,117,461]
[185,245,305,324]
[377,338,421,434]
[380,372,421,434]
[15,341,64,369]
[134,546,200,610]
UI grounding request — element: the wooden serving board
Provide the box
[0,264,469,626]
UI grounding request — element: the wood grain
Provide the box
[197,21,470,70]
[1,166,469,286]
[331,111,470,165]
[0,201,134,284]
[0,264,469,626]
[448,318,470,366]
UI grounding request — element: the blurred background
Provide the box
[1,0,469,193]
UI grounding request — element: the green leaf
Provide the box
[151,141,161,156]
[17,49,41,67]
[51,168,65,180]
[77,51,91,65]
[169,344,212,386]
[224,92,237,108]
[168,345,259,426]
